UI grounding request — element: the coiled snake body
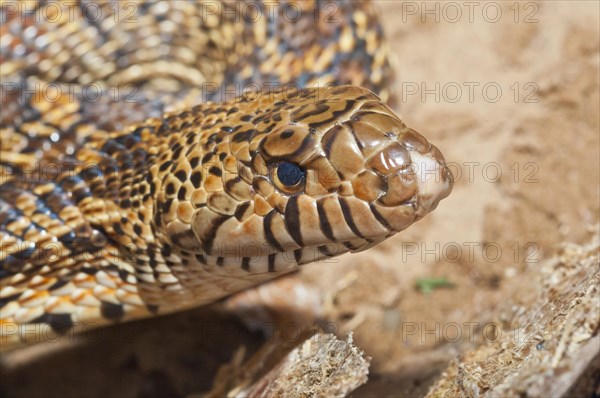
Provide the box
[0,0,452,349]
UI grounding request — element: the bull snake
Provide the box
[0,0,453,350]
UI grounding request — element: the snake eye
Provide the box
[273,161,306,193]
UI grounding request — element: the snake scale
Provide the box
[0,0,453,350]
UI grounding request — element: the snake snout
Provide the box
[400,135,453,217]
[384,128,453,215]
[354,121,453,233]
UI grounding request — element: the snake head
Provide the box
[162,86,452,280]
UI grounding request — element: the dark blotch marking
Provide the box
[293,249,303,264]
[263,211,284,251]
[284,195,303,246]
[57,231,76,245]
[308,100,357,130]
[165,183,175,196]
[190,171,202,188]
[174,170,187,182]
[146,304,159,314]
[172,146,184,159]
[118,269,130,281]
[316,198,336,242]
[369,204,394,232]
[161,198,173,214]
[0,293,21,308]
[161,245,171,258]
[263,122,276,133]
[202,152,214,163]
[261,132,316,163]
[200,215,231,254]
[31,313,74,334]
[178,186,187,200]
[241,257,250,272]
[185,134,196,147]
[209,166,222,177]
[158,160,172,172]
[338,197,365,239]
[232,129,255,143]
[48,279,69,291]
[292,102,329,123]
[322,126,341,159]
[234,201,251,221]
[268,254,276,272]
[80,267,99,275]
[101,301,125,321]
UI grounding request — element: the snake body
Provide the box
[0,0,452,349]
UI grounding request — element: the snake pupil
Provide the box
[277,162,305,186]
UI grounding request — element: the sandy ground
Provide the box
[1,1,599,397]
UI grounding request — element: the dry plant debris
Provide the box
[426,230,600,397]
[202,333,370,398]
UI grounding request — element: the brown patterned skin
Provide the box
[0,1,452,349]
